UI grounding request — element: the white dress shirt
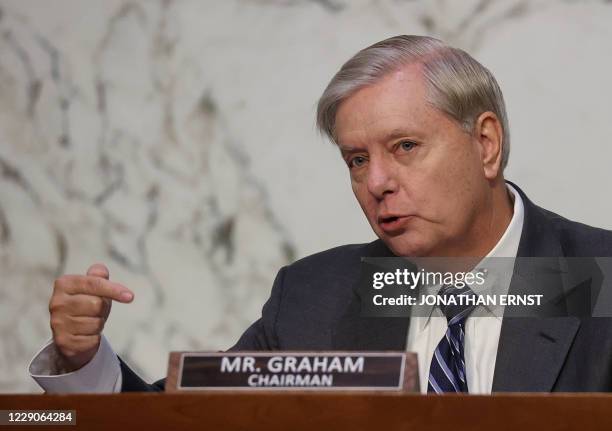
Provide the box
[29,185,524,394]
[406,184,524,394]
[29,335,122,393]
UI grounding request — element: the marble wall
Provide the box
[1,0,611,392]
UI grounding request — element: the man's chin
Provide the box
[379,236,433,257]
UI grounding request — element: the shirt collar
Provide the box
[415,184,525,330]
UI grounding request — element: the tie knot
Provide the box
[437,285,477,325]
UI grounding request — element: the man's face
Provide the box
[335,65,493,257]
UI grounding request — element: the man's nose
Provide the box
[366,156,398,200]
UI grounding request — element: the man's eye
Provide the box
[399,141,416,152]
[349,156,367,168]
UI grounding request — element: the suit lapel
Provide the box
[492,316,579,391]
[493,182,581,391]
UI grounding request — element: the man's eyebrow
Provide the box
[338,145,362,154]
[338,129,415,152]
[385,128,413,140]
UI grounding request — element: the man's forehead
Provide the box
[334,69,432,147]
[345,66,425,107]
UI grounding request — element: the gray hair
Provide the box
[316,35,511,169]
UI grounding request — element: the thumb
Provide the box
[87,263,110,280]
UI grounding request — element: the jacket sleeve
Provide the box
[120,266,287,392]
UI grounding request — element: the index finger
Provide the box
[64,276,134,303]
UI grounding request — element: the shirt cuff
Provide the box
[29,335,122,393]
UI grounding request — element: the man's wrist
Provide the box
[55,348,99,374]
[29,335,121,393]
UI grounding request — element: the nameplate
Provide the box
[165,351,418,392]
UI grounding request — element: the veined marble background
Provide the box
[1,0,611,392]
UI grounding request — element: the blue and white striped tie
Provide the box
[427,285,477,393]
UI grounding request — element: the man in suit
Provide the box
[30,35,612,393]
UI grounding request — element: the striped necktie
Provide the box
[427,285,477,393]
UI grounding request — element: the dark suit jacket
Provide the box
[120,182,612,392]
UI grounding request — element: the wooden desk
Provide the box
[2,392,612,430]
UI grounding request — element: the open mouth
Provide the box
[378,215,410,232]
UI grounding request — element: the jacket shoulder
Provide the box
[284,239,391,274]
[289,242,369,269]
[538,206,612,256]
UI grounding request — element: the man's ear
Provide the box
[474,111,504,180]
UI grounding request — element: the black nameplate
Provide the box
[166,352,418,392]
